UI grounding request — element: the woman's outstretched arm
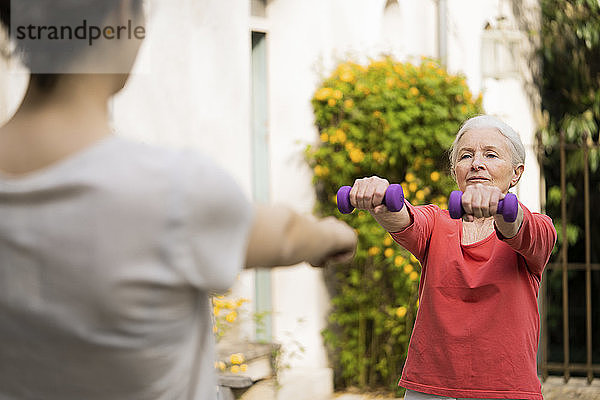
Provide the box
[244,204,358,269]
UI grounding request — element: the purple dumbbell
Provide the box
[448,191,519,222]
[336,184,405,214]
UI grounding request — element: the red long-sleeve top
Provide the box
[391,202,556,400]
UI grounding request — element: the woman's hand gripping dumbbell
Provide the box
[448,190,519,222]
[337,181,405,214]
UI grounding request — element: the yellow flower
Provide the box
[393,65,404,74]
[460,105,468,114]
[370,60,388,69]
[212,298,226,308]
[430,171,440,182]
[415,190,425,201]
[373,110,382,118]
[409,271,419,281]
[230,353,245,365]
[409,182,418,193]
[217,361,226,371]
[414,157,423,170]
[384,248,394,258]
[337,64,356,83]
[386,77,396,88]
[409,87,420,96]
[230,365,240,374]
[405,172,416,182]
[383,236,393,246]
[349,149,365,163]
[328,98,336,107]
[314,165,323,177]
[213,306,220,316]
[344,99,354,109]
[340,70,355,83]
[320,133,329,142]
[329,132,338,144]
[403,264,413,274]
[315,87,333,101]
[394,255,405,267]
[225,311,237,323]
[336,129,347,143]
[333,89,343,100]
[373,151,387,163]
[368,247,380,256]
[396,306,407,318]
[240,364,248,372]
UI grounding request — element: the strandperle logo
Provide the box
[15,19,146,47]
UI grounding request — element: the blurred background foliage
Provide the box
[305,57,482,393]
[538,0,600,368]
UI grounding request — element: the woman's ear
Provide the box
[510,164,525,188]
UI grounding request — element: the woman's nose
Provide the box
[470,154,485,170]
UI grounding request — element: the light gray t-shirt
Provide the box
[0,136,252,400]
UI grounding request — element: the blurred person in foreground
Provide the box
[0,1,356,399]
[348,115,556,400]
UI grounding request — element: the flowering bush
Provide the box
[306,57,482,393]
[212,295,250,374]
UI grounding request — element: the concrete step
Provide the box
[239,368,333,400]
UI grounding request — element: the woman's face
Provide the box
[453,128,524,194]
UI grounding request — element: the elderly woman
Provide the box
[349,115,556,400]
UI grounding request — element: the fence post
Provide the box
[560,129,570,382]
[583,132,593,384]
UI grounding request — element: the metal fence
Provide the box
[539,130,599,383]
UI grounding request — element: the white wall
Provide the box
[113,0,253,190]
[443,0,541,211]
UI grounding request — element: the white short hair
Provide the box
[449,115,526,177]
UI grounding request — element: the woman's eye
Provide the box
[459,154,471,160]
[486,153,498,158]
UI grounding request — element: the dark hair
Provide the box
[0,1,9,33]
[0,0,143,92]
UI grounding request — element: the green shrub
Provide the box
[305,57,483,394]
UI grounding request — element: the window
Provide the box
[251,30,272,341]
[481,23,523,79]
